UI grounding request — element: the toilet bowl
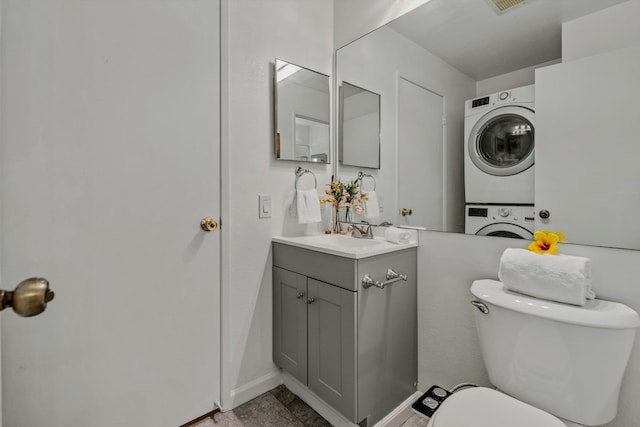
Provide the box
[426,387,565,427]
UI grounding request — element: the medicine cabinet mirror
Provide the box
[274,59,330,163]
[339,82,380,169]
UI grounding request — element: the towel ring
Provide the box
[295,166,317,190]
[357,171,376,191]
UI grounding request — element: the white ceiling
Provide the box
[387,0,629,80]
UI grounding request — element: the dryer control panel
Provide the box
[467,205,534,223]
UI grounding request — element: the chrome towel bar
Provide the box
[362,269,407,289]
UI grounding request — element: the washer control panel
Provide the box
[465,85,534,116]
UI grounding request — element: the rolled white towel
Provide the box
[384,226,410,244]
[296,189,322,224]
[363,190,380,219]
[498,248,595,306]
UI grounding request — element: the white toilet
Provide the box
[427,279,640,427]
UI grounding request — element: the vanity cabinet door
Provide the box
[273,267,308,385]
[307,278,357,422]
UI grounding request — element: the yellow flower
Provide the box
[528,230,563,254]
[552,230,566,243]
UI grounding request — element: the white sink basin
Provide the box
[272,233,417,259]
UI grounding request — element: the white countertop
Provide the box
[272,234,418,259]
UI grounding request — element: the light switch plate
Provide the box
[259,195,272,218]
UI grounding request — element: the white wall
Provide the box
[475,59,560,96]
[562,0,640,62]
[221,0,334,409]
[334,0,430,49]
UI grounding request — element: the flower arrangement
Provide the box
[320,179,368,232]
[320,179,367,210]
[528,230,566,254]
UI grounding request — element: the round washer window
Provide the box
[468,106,535,176]
[477,114,534,168]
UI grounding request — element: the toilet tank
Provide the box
[470,279,640,426]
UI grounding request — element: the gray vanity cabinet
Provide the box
[272,241,417,426]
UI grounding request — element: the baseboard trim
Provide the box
[372,391,422,427]
[179,409,220,427]
[227,370,282,410]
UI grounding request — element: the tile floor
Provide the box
[193,385,429,427]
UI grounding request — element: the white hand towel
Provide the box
[498,248,595,306]
[384,226,410,244]
[363,190,380,219]
[296,189,322,224]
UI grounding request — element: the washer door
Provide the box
[469,105,534,176]
[476,223,533,239]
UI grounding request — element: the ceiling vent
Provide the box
[485,0,532,14]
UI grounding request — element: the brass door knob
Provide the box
[200,217,218,232]
[0,277,54,317]
[401,208,413,216]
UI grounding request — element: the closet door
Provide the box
[535,44,640,249]
[0,1,221,425]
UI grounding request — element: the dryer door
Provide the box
[476,223,533,239]
[469,105,534,176]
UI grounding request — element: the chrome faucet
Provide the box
[348,222,373,239]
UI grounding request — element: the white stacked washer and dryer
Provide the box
[464,85,536,239]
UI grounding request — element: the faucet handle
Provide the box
[348,222,374,238]
[350,225,363,238]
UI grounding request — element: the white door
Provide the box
[0,1,221,426]
[535,44,640,250]
[398,77,444,230]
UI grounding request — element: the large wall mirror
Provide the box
[274,59,330,163]
[335,0,640,250]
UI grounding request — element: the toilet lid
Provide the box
[427,387,566,427]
